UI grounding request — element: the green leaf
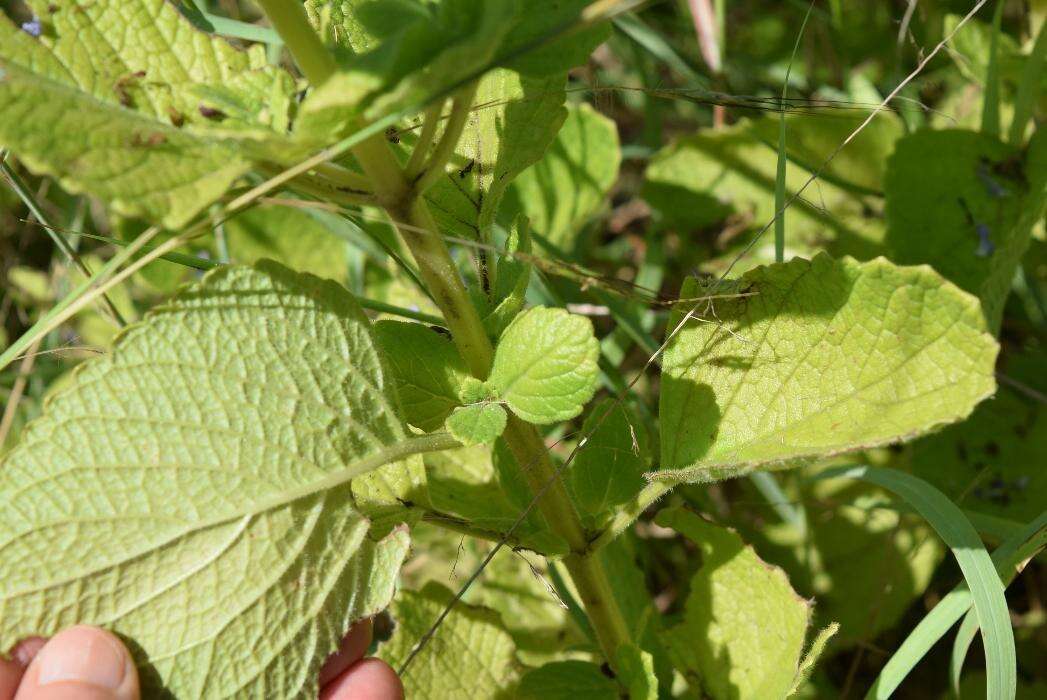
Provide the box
[504,103,621,253]
[885,128,1047,330]
[424,444,567,555]
[399,523,577,664]
[488,306,600,424]
[225,205,349,280]
[374,320,470,432]
[498,1,611,76]
[477,215,534,337]
[745,471,945,646]
[866,512,1047,698]
[597,536,674,688]
[0,261,442,697]
[446,403,508,446]
[296,0,515,135]
[570,399,649,521]
[378,582,524,698]
[656,506,812,700]
[426,68,568,244]
[657,254,999,482]
[517,660,618,699]
[616,644,658,700]
[905,384,1047,523]
[642,117,895,272]
[817,465,1016,700]
[0,0,298,228]
[305,1,608,77]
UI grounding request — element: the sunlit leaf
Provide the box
[0,262,431,697]
[657,254,998,482]
[657,506,812,700]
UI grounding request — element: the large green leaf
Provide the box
[657,507,812,700]
[378,582,524,698]
[884,128,1047,331]
[0,0,298,227]
[658,254,998,482]
[0,262,434,697]
[504,103,621,253]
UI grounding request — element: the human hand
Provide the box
[1,621,401,700]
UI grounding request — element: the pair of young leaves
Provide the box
[380,304,599,447]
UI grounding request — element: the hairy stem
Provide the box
[258,0,633,670]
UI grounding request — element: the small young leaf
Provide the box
[505,103,621,253]
[378,582,523,697]
[570,399,649,520]
[656,507,812,700]
[374,320,470,432]
[0,262,431,697]
[488,306,600,424]
[658,254,998,482]
[445,403,508,446]
[478,215,534,337]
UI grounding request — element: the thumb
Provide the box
[14,627,138,700]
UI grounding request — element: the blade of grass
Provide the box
[815,466,1016,700]
[776,1,816,263]
[865,510,1047,699]
[23,222,216,271]
[951,606,983,695]
[1007,18,1047,144]
[750,471,807,538]
[1,156,127,326]
[180,1,285,46]
[982,0,1005,138]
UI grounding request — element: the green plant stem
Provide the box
[254,0,335,85]
[257,0,634,670]
[412,84,478,194]
[591,481,672,552]
[405,101,446,178]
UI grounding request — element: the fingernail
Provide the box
[35,626,127,689]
